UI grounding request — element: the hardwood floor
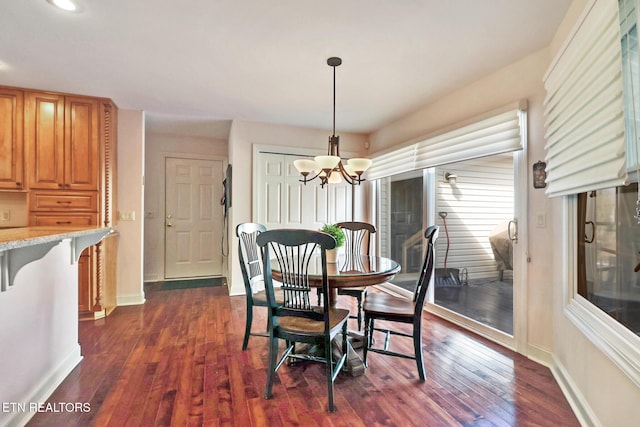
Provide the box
[28,284,579,427]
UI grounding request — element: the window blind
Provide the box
[543,0,627,197]
[414,106,524,170]
[367,102,525,180]
[367,144,417,180]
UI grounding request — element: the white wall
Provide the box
[116,109,145,306]
[143,132,228,282]
[227,120,368,295]
[0,241,80,427]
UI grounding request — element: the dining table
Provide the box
[271,252,401,376]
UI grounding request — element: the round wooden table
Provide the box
[273,253,401,307]
[271,253,401,376]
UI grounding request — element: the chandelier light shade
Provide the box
[294,57,372,188]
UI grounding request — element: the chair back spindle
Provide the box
[259,229,336,316]
[237,223,267,292]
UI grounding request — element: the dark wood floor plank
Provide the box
[27,285,579,427]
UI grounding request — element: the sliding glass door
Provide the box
[432,155,516,335]
[377,154,518,336]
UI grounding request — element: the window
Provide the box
[578,184,640,334]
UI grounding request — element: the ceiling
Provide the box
[1,0,571,138]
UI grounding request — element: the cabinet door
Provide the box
[0,88,25,190]
[77,249,94,313]
[26,92,65,189]
[65,96,100,191]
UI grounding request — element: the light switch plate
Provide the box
[119,211,136,221]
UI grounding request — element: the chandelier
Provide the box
[293,57,372,188]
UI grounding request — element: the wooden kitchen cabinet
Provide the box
[19,86,118,319]
[0,88,25,190]
[26,92,100,191]
[1,85,117,319]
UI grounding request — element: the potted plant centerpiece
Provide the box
[320,223,345,263]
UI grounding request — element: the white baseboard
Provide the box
[143,274,161,282]
[228,283,245,296]
[526,343,553,367]
[3,345,82,427]
[551,355,599,427]
[116,293,146,306]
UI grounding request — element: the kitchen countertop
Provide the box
[0,226,115,251]
[0,226,116,292]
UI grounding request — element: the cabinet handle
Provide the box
[56,201,72,204]
[15,182,22,186]
[58,183,63,188]
[56,221,72,225]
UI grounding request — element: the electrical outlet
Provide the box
[0,210,10,221]
[536,212,546,228]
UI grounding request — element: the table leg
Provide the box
[329,288,365,376]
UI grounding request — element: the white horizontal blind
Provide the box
[620,0,640,173]
[368,103,525,180]
[414,107,523,169]
[367,144,417,180]
[543,0,627,197]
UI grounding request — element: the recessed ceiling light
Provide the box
[47,0,77,12]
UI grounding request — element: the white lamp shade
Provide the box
[328,172,342,184]
[294,159,317,173]
[343,163,357,177]
[314,155,341,170]
[347,158,372,173]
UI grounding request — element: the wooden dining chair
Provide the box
[335,221,376,330]
[362,225,438,381]
[257,228,349,412]
[236,222,284,350]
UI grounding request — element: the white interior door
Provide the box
[165,157,224,279]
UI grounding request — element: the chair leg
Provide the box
[264,334,279,399]
[363,316,371,367]
[356,294,363,331]
[242,304,253,350]
[325,335,336,412]
[413,320,426,381]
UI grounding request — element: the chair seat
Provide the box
[277,308,350,336]
[364,293,415,318]
[253,287,285,305]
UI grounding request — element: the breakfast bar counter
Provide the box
[0,226,114,427]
